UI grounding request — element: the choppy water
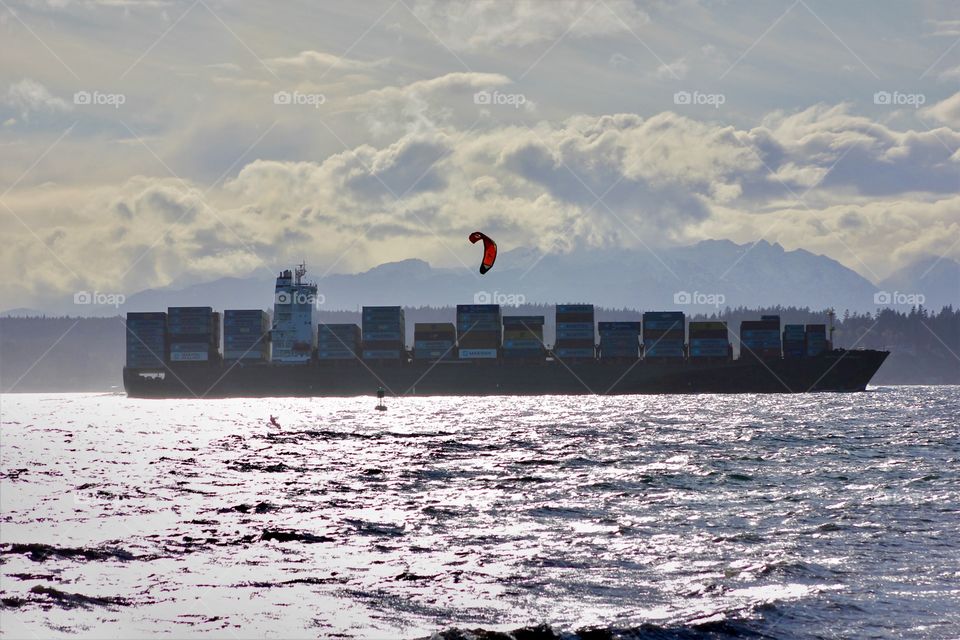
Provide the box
[1,388,958,639]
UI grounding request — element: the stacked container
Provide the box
[126,312,167,369]
[362,306,405,360]
[598,321,640,360]
[457,304,501,359]
[782,324,806,359]
[740,315,781,360]
[688,321,730,360]
[805,324,828,357]
[166,307,219,364]
[318,324,361,361]
[502,316,545,361]
[223,310,270,363]
[555,304,595,359]
[414,323,457,360]
[643,311,685,359]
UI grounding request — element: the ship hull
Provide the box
[123,350,888,398]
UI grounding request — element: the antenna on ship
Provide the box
[295,261,307,285]
[827,308,835,350]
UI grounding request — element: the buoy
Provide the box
[375,386,387,411]
[268,415,280,428]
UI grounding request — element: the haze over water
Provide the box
[1,388,958,638]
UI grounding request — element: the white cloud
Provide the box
[409,0,649,49]
[655,57,688,80]
[350,72,514,137]
[4,79,71,120]
[926,19,960,37]
[4,96,960,306]
[937,64,960,81]
[922,91,960,128]
[267,50,385,73]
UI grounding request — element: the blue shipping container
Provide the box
[554,347,595,358]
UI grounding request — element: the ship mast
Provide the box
[295,261,307,285]
[827,308,835,349]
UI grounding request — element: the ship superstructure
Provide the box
[270,263,317,364]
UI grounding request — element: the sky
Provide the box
[1,0,958,309]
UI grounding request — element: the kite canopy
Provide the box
[468,231,498,274]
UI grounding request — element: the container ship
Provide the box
[123,265,889,398]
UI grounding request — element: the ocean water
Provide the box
[0,388,958,639]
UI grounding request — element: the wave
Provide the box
[1,543,138,563]
[424,619,773,640]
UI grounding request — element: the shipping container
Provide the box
[457,304,499,313]
[126,312,167,368]
[556,304,593,314]
[643,312,685,333]
[554,347,595,359]
[688,321,726,332]
[362,349,403,360]
[556,323,595,340]
[223,310,270,362]
[503,315,545,327]
[782,324,805,359]
[503,339,543,349]
[502,350,545,360]
[457,304,501,350]
[169,349,210,362]
[414,322,456,333]
[362,307,405,359]
[689,337,730,360]
[739,318,781,359]
[598,321,640,359]
[317,324,361,361]
[556,305,594,325]
[598,321,641,332]
[459,348,498,359]
[319,323,361,334]
[644,337,685,359]
[316,350,358,360]
[502,314,545,360]
[805,324,828,357]
[555,305,595,357]
[164,307,220,364]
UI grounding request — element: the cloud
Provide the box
[922,91,960,128]
[925,19,960,37]
[267,50,385,73]
[409,0,649,49]
[4,79,71,120]
[938,65,960,82]
[655,57,688,80]
[350,72,514,137]
[5,94,960,307]
[750,102,960,196]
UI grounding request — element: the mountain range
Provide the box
[5,240,957,316]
